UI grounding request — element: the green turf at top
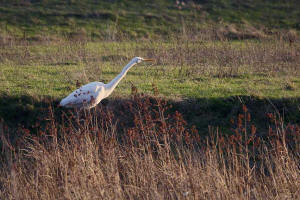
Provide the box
[0,0,299,39]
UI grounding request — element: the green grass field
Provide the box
[1,40,300,99]
[1,39,300,132]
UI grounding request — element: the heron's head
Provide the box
[132,57,154,64]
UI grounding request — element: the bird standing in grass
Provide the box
[59,57,154,109]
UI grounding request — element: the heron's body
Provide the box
[59,57,153,109]
[59,82,106,109]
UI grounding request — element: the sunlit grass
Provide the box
[1,59,300,100]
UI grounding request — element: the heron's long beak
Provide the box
[143,58,155,62]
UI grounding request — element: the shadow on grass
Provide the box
[0,94,299,135]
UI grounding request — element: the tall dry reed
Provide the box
[0,95,299,199]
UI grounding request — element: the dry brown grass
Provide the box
[1,35,299,80]
[0,95,299,200]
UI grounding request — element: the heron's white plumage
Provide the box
[59,57,154,109]
[59,82,105,109]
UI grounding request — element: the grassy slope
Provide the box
[1,40,300,99]
[0,0,299,39]
[1,40,300,132]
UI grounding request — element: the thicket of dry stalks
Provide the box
[0,95,299,200]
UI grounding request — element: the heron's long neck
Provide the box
[104,60,137,97]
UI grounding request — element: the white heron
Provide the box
[59,57,154,109]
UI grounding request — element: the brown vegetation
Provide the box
[0,95,299,199]
[1,35,299,80]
